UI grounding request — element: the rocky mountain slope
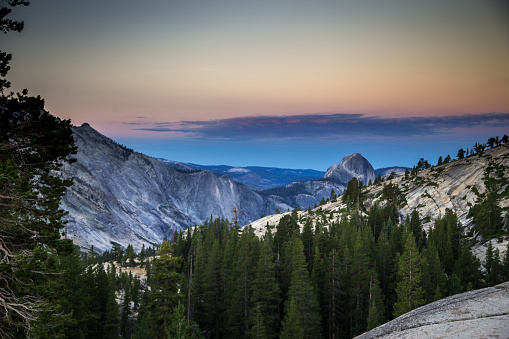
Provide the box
[257,153,378,210]
[249,143,509,262]
[60,124,292,252]
[375,166,408,178]
[324,153,376,185]
[158,161,326,190]
[356,281,509,339]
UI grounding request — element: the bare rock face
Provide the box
[356,282,509,339]
[364,144,509,263]
[324,153,376,185]
[60,124,292,252]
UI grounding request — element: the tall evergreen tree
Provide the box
[422,241,446,303]
[453,245,483,291]
[250,241,281,338]
[280,298,304,339]
[225,228,258,337]
[502,242,509,281]
[485,242,503,286]
[202,239,223,337]
[350,227,375,335]
[393,232,424,318]
[1,69,77,338]
[285,237,322,339]
[149,240,183,338]
[167,301,202,339]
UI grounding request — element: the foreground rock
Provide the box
[356,282,509,339]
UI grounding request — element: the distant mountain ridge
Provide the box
[257,153,379,209]
[157,160,325,190]
[60,123,404,252]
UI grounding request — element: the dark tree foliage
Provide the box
[0,61,78,339]
[149,240,183,338]
[457,148,465,160]
[468,191,503,237]
[156,188,490,339]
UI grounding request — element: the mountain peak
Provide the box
[323,153,375,185]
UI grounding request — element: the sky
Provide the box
[2,0,509,170]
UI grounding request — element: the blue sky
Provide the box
[3,0,509,170]
[113,112,509,170]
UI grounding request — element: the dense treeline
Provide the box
[55,168,506,339]
[165,182,509,338]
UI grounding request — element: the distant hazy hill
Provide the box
[157,160,325,190]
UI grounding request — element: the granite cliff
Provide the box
[60,124,292,252]
[324,153,376,185]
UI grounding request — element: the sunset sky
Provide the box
[3,0,509,170]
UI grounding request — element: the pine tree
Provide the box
[249,303,268,339]
[202,239,223,337]
[422,241,446,303]
[485,242,503,286]
[376,231,395,319]
[149,240,183,338]
[365,273,384,331]
[393,232,424,318]
[250,241,280,338]
[285,237,322,339]
[0,70,77,336]
[453,245,483,291]
[59,249,93,338]
[280,298,304,339]
[457,148,465,159]
[139,244,146,267]
[128,244,137,267]
[86,265,120,339]
[502,242,509,281]
[301,219,314,270]
[225,228,258,337]
[167,301,202,339]
[190,232,207,324]
[366,303,380,331]
[446,273,463,296]
[121,288,133,338]
[350,230,371,333]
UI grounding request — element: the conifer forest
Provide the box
[2,1,509,338]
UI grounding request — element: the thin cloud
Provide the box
[133,113,509,141]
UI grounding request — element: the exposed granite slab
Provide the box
[356,282,509,339]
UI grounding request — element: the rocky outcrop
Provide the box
[249,144,509,264]
[356,282,509,339]
[367,145,509,241]
[255,153,376,210]
[60,124,291,252]
[375,166,408,179]
[324,153,376,185]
